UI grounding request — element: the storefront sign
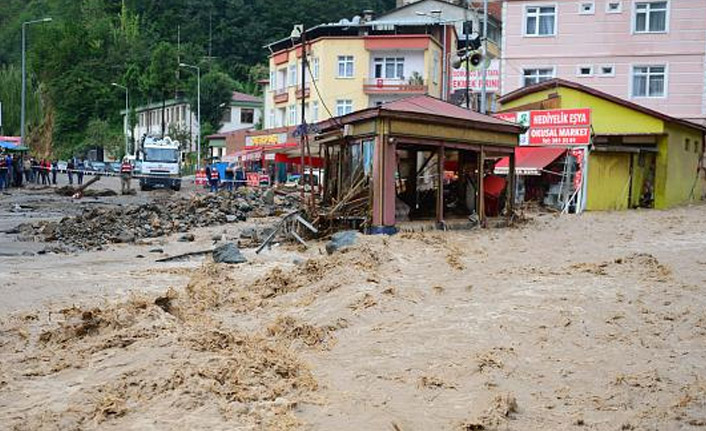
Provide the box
[450,60,500,92]
[246,132,288,148]
[494,108,591,146]
[528,126,591,146]
[571,148,585,190]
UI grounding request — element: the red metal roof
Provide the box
[380,95,518,128]
[494,147,566,176]
[231,91,262,104]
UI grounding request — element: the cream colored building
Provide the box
[262,18,456,129]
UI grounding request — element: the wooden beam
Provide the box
[437,145,444,225]
[507,150,516,224]
[478,146,485,226]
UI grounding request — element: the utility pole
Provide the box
[21,18,51,148]
[480,0,489,114]
[179,63,201,170]
[111,83,129,156]
[299,25,307,204]
[465,0,471,109]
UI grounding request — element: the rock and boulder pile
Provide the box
[18,190,297,250]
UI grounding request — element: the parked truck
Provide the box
[136,135,182,191]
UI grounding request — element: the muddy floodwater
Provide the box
[1,183,705,430]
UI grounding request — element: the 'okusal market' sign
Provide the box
[494,108,592,146]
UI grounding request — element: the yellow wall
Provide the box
[501,87,664,135]
[586,152,631,211]
[500,85,706,210]
[658,124,705,208]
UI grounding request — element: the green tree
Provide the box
[147,42,178,137]
[82,118,123,159]
[192,69,235,132]
[0,64,43,136]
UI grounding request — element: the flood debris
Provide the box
[16,191,288,250]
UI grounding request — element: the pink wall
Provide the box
[501,0,706,123]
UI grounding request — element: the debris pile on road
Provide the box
[18,189,299,250]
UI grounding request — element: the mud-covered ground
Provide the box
[1,185,705,430]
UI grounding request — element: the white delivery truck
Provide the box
[136,135,182,191]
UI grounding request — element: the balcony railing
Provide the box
[363,78,427,94]
[295,84,311,99]
[274,88,289,103]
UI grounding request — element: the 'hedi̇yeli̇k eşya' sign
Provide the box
[495,108,592,146]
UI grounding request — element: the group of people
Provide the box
[0,153,88,191]
[204,164,246,193]
[0,154,55,190]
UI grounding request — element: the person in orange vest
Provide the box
[209,164,220,193]
[120,157,133,195]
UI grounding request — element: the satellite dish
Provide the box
[290,24,303,40]
[351,16,361,24]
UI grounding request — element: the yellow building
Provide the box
[499,79,706,210]
[263,20,455,130]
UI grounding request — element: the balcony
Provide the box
[295,84,311,99]
[274,88,289,104]
[363,78,428,95]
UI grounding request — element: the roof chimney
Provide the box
[362,9,375,23]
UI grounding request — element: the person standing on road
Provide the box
[209,164,220,193]
[0,153,7,191]
[23,157,32,183]
[77,158,84,185]
[67,159,74,185]
[225,164,234,192]
[14,155,23,187]
[120,157,133,195]
[51,160,58,185]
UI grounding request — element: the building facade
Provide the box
[126,91,262,153]
[501,0,706,125]
[262,19,455,129]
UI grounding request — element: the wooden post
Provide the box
[478,146,485,226]
[507,150,516,224]
[437,145,444,225]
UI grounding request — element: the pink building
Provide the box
[501,0,706,125]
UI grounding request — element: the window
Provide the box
[606,1,622,13]
[276,108,286,127]
[221,107,231,123]
[336,99,353,116]
[269,70,276,90]
[634,1,668,33]
[374,57,405,79]
[632,65,666,97]
[312,57,320,80]
[288,105,297,125]
[337,56,354,78]
[277,68,287,90]
[525,5,556,36]
[579,2,594,14]
[288,64,298,87]
[685,138,690,152]
[240,108,254,124]
[432,52,440,84]
[577,65,593,77]
[522,67,555,86]
[600,64,615,76]
[312,101,319,122]
[268,109,275,128]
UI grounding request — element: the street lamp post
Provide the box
[21,17,51,147]
[179,63,201,170]
[111,83,129,156]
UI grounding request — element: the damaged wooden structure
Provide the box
[315,95,522,233]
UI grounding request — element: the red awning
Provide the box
[494,147,566,176]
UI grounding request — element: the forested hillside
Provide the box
[0,0,395,157]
